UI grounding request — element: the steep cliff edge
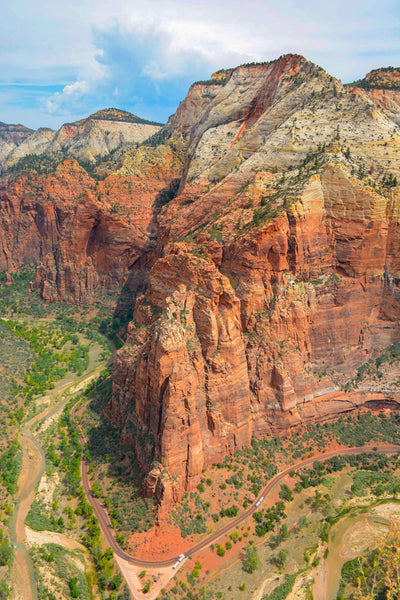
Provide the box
[110,56,400,501]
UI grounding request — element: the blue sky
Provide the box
[1,0,399,129]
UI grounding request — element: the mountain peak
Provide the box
[86,108,163,126]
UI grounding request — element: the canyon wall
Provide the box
[2,55,400,501]
[109,56,400,500]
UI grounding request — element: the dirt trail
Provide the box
[10,431,43,600]
[10,348,109,600]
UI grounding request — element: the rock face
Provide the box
[350,67,400,91]
[35,170,183,305]
[0,159,92,271]
[348,66,400,126]
[3,55,400,501]
[0,108,161,172]
[110,56,400,501]
[350,87,400,127]
[111,251,252,498]
[0,155,182,304]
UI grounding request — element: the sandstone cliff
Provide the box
[110,56,400,501]
[3,55,400,502]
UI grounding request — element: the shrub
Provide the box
[242,545,259,573]
[0,541,12,566]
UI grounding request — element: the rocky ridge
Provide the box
[0,108,161,173]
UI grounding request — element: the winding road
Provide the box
[71,400,400,568]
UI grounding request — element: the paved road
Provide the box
[71,401,400,569]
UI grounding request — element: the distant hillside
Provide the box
[0,108,162,172]
[87,108,163,126]
[348,66,400,90]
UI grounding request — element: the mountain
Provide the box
[0,108,162,173]
[348,68,400,127]
[2,54,400,503]
[349,66,400,90]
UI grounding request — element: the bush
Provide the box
[69,577,81,598]
[271,549,288,570]
[242,545,259,573]
[279,484,293,502]
[220,505,238,518]
[0,541,12,566]
[0,580,10,599]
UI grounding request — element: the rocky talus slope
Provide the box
[2,55,400,502]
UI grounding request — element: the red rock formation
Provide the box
[3,55,400,502]
[112,161,400,500]
[0,159,91,271]
[111,250,252,498]
[0,152,182,303]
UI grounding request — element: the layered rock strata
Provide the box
[0,109,161,172]
[110,56,400,500]
[3,55,400,501]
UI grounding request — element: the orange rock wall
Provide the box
[112,165,400,499]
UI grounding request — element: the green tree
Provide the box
[69,577,81,598]
[242,544,259,573]
[279,484,293,502]
[272,549,289,570]
[0,542,12,567]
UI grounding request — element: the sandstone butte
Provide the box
[2,54,400,504]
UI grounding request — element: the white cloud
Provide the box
[1,0,399,127]
[46,80,91,112]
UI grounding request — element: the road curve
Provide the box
[71,399,400,568]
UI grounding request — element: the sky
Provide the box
[1,0,399,129]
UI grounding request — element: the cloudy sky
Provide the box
[1,0,399,129]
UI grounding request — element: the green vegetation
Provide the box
[346,66,400,90]
[342,342,400,391]
[30,543,91,600]
[0,266,43,315]
[253,501,286,537]
[6,153,61,175]
[0,440,21,495]
[26,499,66,532]
[336,522,400,599]
[192,78,227,86]
[0,540,13,567]
[250,202,280,228]
[171,493,208,538]
[1,319,90,400]
[142,127,170,148]
[89,108,163,126]
[262,573,298,600]
[79,374,157,539]
[242,544,259,573]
